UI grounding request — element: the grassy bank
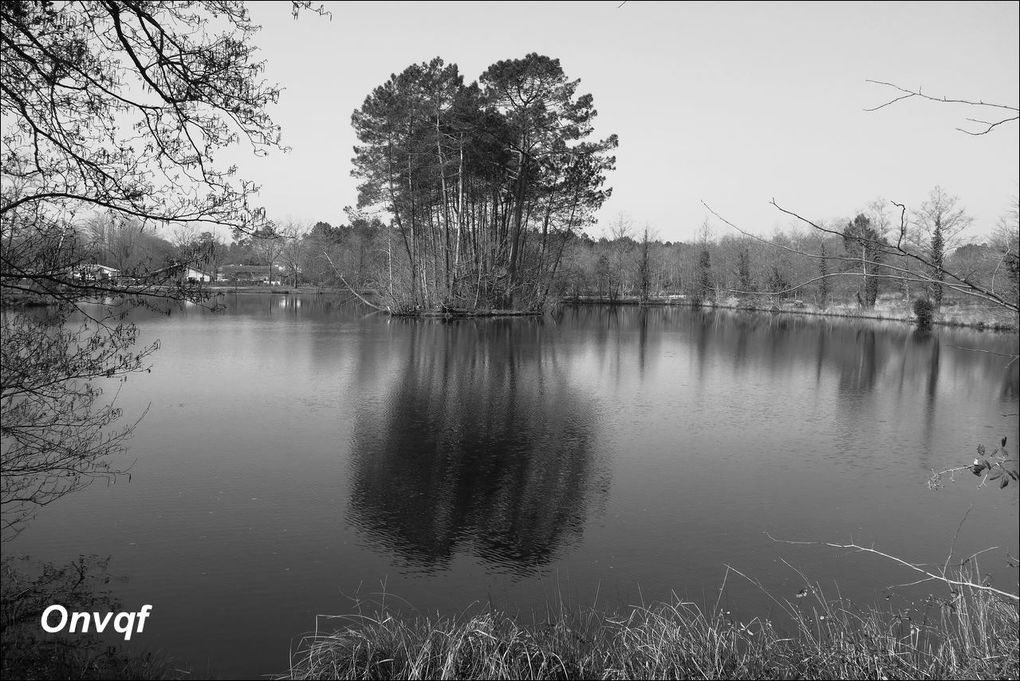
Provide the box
[284,573,1018,680]
[563,294,1019,332]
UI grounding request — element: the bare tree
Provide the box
[912,186,973,309]
[609,213,633,241]
[990,196,1019,311]
[276,222,308,288]
[638,224,652,303]
[1,1,305,538]
[694,219,714,303]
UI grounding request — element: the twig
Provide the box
[948,346,1019,360]
[941,506,973,577]
[765,533,1018,602]
[864,80,1019,136]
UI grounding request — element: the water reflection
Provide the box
[344,307,1019,576]
[837,328,883,398]
[102,290,364,322]
[670,309,1014,404]
[347,319,607,575]
[8,297,1016,680]
[564,305,1016,473]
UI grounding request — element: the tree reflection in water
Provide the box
[347,318,607,576]
[346,307,1016,573]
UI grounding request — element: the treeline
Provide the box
[73,194,1019,320]
[63,213,391,291]
[555,189,1019,313]
[46,46,1017,317]
[53,183,1019,322]
[557,226,1013,307]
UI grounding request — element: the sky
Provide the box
[224,1,1020,243]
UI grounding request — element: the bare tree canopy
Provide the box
[1,1,296,539]
[1,0,286,231]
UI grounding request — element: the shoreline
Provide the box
[216,287,1018,331]
[561,295,1019,332]
[6,286,1016,332]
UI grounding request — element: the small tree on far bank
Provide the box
[638,225,651,303]
[736,245,755,297]
[692,220,714,304]
[698,249,713,302]
[913,186,972,310]
[767,265,790,299]
[842,214,885,309]
[817,241,831,308]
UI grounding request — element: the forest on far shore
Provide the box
[71,184,1018,319]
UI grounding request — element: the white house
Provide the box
[69,264,120,282]
[217,264,282,285]
[184,268,212,283]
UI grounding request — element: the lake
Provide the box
[9,293,1019,678]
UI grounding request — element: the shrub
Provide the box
[913,297,936,328]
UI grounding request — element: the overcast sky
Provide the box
[228,1,1019,243]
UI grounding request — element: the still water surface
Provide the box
[12,294,1020,678]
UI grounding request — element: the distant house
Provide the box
[141,262,212,285]
[69,264,119,282]
[184,268,212,283]
[217,264,281,285]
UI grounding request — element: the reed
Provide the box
[283,565,1018,680]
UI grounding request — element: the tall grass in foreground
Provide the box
[284,566,1018,680]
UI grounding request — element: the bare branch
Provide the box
[321,249,388,312]
[865,80,1019,136]
[767,533,1018,602]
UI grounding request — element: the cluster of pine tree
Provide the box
[351,54,617,312]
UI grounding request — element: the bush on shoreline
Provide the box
[913,297,937,329]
